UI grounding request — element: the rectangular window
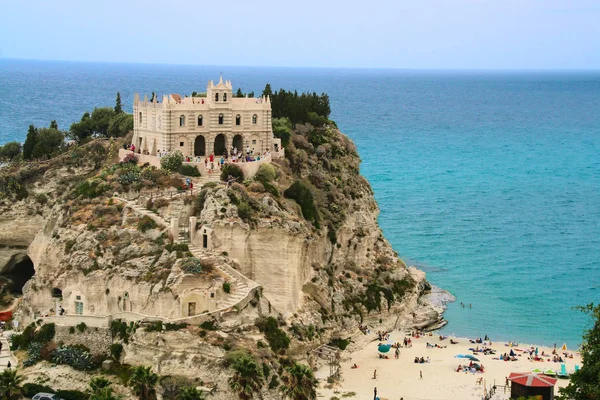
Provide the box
[180,142,184,146]
[76,295,81,300]
[252,140,257,144]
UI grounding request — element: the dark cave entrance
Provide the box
[2,256,35,295]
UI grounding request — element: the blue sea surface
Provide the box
[1,60,599,347]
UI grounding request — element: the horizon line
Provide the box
[2,57,600,73]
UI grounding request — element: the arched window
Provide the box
[223,93,227,102]
[218,114,224,125]
[138,112,142,124]
[179,115,185,127]
[252,114,258,124]
[215,93,219,102]
[235,115,241,126]
[197,115,203,126]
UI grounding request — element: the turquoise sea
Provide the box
[1,59,599,347]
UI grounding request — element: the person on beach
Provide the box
[420,370,423,379]
[373,369,377,379]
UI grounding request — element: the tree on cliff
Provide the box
[129,366,158,400]
[228,353,265,400]
[280,362,317,400]
[23,124,38,160]
[115,92,123,114]
[0,369,24,400]
[0,141,22,161]
[558,303,600,400]
[31,128,64,159]
[50,120,58,129]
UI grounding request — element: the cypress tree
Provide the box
[23,125,38,160]
[50,120,58,129]
[115,92,123,113]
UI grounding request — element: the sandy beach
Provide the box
[316,331,581,400]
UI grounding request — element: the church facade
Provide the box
[133,77,274,157]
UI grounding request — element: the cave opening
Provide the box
[1,256,35,295]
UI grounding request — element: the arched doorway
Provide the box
[194,135,206,156]
[233,135,244,152]
[214,134,226,155]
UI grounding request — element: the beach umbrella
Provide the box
[561,343,567,351]
[454,354,466,358]
[510,349,516,357]
[535,347,539,356]
[378,344,391,353]
[465,355,480,361]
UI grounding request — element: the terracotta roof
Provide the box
[508,372,557,387]
[171,94,182,103]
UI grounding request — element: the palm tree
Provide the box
[228,354,265,400]
[0,369,24,400]
[178,386,206,400]
[89,377,112,395]
[280,362,317,400]
[90,387,121,400]
[129,366,159,400]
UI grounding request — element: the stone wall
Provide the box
[54,325,112,355]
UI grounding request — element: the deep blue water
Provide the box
[2,59,599,347]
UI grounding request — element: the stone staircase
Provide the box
[0,331,17,371]
[116,191,259,314]
[188,244,258,310]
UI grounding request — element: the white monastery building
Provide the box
[133,76,275,157]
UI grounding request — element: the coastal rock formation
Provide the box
[0,127,448,395]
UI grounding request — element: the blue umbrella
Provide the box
[465,355,480,361]
[378,344,391,353]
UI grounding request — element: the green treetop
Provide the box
[115,92,123,114]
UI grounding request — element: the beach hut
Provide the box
[508,372,557,400]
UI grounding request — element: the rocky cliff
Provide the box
[0,126,447,396]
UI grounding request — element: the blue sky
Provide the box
[1,0,598,69]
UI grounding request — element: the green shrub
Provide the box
[237,201,254,222]
[284,180,320,228]
[144,321,163,332]
[220,164,244,182]
[328,337,351,351]
[254,164,276,183]
[255,317,290,353]
[110,343,123,361]
[164,322,188,331]
[263,181,279,197]
[199,320,218,331]
[194,189,209,216]
[35,193,48,205]
[160,151,184,171]
[73,179,109,199]
[223,282,231,293]
[165,243,189,253]
[55,390,88,400]
[137,215,158,232]
[22,383,55,397]
[76,322,87,333]
[179,164,201,177]
[34,323,56,342]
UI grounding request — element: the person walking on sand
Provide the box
[420,370,423,379]
[373,369,377,379]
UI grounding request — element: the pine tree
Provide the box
[150,92,156,102]
[115,92,123,113]
[235,88,244,98]
[50,120,58,129]
[23,124,38,160]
